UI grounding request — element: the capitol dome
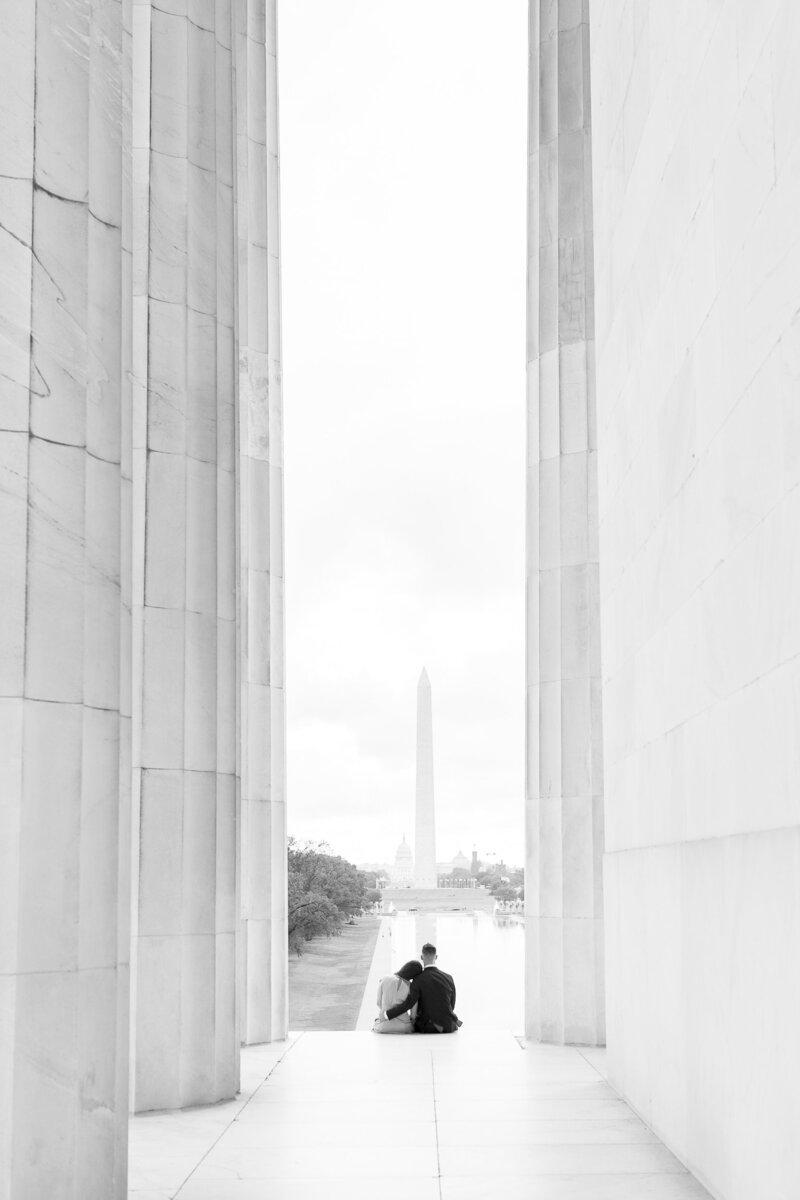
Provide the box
[391,835,414,885]
[395,835,412,863]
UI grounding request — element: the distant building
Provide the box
[359,841,483,888]
[392,834,414,886]
[436,848,471,877]
[436,872,478,890]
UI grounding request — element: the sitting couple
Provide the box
[373,942,463,1035]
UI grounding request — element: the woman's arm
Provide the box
[385,977,418,1021]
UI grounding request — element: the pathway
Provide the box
[129,1031,714,1199]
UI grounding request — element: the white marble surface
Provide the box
[237,0,288,1048]
[128,1033,712,1200]
[0,0,130,1195]
[525,0,604,1046]
[591,1,800,1196]
[129,0,286,1108]
[2,0,285,1186]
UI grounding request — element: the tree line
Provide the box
[441,862,524,902]
[287,839,525,955]
[288,838,380,955]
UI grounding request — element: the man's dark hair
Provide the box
[421,942,436,957]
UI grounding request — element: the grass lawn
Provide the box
[288,916,381,1030]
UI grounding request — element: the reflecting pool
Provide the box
[359,911,524,1033]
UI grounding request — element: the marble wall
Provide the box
[591,2,800,1196]
[525,0,605,1045]
[0,0,286,1186]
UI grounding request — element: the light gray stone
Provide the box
[526,0,604,1047]
[592,2,800,1196]
[0,2,130,1192]
[236,0,287,1048]
[0,435,29,695]
[130,0,250,1110]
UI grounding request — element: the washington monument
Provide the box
[414,668,437,886]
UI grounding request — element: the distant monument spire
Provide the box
[414,668,436,887]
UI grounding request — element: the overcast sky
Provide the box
[279,0,528,868]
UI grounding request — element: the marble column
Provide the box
[524,0,605,1045]
[237,0,288,1046]
[414,669,437,888]
[0,0,131,1194]
[130,0,240,1111]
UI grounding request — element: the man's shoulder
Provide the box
[426,967,454,984]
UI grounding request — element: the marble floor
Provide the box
[128,1031,713,1199]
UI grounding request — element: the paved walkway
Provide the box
[129,1031,713,1199]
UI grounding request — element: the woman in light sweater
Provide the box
[372,960,423,1034]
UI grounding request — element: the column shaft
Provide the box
[237,0,288,1046]
[0,0,131,1193]
[131,0,240,1111]
[525,0,605,1045]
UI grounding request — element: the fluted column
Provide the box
[130,0,240,1111]
[236,0,288,1046]
[525,0,605,1045]
[0,0,131,1194]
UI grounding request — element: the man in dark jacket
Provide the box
[383,943,462,1033]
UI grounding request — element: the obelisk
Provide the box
[414,668,437,886]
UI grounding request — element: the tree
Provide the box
[287,839,370,955]
[477,862,525,902]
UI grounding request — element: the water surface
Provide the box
[363,911,524,1033]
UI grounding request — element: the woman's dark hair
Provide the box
[396,959,423,982]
